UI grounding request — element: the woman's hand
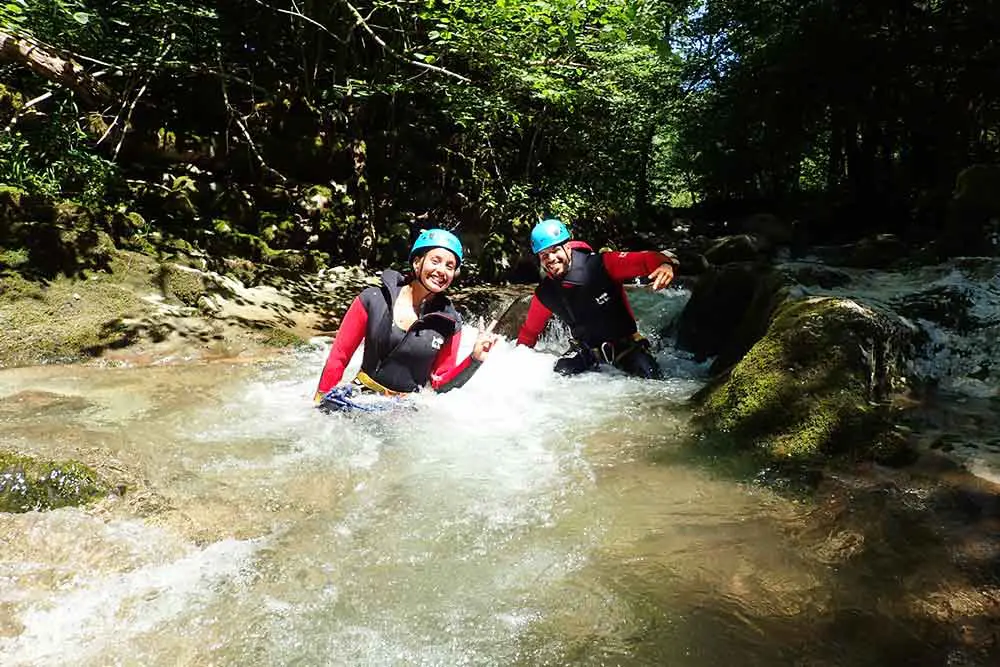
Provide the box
[472,330,499,361]
[648,262,675,290]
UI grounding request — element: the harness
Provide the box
[318,385,396,413]
[353,370,407,396]
[536,249,638,348]
[574,332,650,366]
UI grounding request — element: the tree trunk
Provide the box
[351,138,376,266]
[633,124,655,225]
[0,31,115,110]
[827,106,845,192]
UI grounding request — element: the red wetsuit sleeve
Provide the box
[315,296,367,395]
[515,295,554,348]
[429,328,466,390]
[601,250,674,283]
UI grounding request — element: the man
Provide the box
[516,218,678,378]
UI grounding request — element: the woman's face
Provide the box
[413,247,458,292]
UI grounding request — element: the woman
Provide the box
[314,228,497,403]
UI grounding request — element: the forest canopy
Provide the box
[2,0,998,277]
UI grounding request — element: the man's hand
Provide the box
[648,262,675,290]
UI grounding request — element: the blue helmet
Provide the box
[409,228,463,265]
[530,218,571,254]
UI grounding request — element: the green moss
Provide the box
[160,263,205,306]
[0,83,24,107]
[0,247,29,270]
[0,272,43,302]
[0,270,151,367]
[259,326,304,348]
[0,184,25,206]
[0,451,105,512]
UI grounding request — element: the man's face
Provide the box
[538,244,571,278]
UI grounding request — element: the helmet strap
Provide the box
[411,255,432,294]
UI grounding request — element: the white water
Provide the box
[785,257,1000,483]
[786,257,1000,397]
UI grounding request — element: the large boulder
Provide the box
[740,212,796,246]
[703,233,771,266]
[692,296,915,462]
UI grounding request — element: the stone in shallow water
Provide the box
[693,296,915,462]
[0,451,105,513]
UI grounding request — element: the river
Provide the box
[1,289,997,666]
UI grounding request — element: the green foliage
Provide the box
[10,0,993,273]
[1,0,697,276]
[669,0,1000,241]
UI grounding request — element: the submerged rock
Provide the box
[0,451,106,513]
[693,296,915,462]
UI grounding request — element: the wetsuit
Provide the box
[517,243,676,379]
[316,269,483,396]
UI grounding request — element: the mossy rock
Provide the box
[0,247,29,271]
[693,296,914,462]
[703,233,770,265]
[0,451,106,512]
[258,326,305,347]
[0,185,26,222]
[159,263,206,307]
[0,267,151,367]
[4,216,116,279]
[0,83,24,112]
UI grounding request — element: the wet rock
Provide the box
[812,529,866,564]
[490,293,534,341]
[0,450,107,513]
[703,233,771,265]
[158,262,207,307]
[845,234,909,269]
[787,264,853,290]
[741,213,796,246]
[692,296,917,462]
[675,263,791,373]
[673,247,710,275]
[448,284,535,340]
[894,285,981,334]
[0,390,92,416]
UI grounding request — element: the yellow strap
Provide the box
[354,370,407,396]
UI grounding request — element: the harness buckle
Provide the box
[590,333,649,365]
[599,341,615,365]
